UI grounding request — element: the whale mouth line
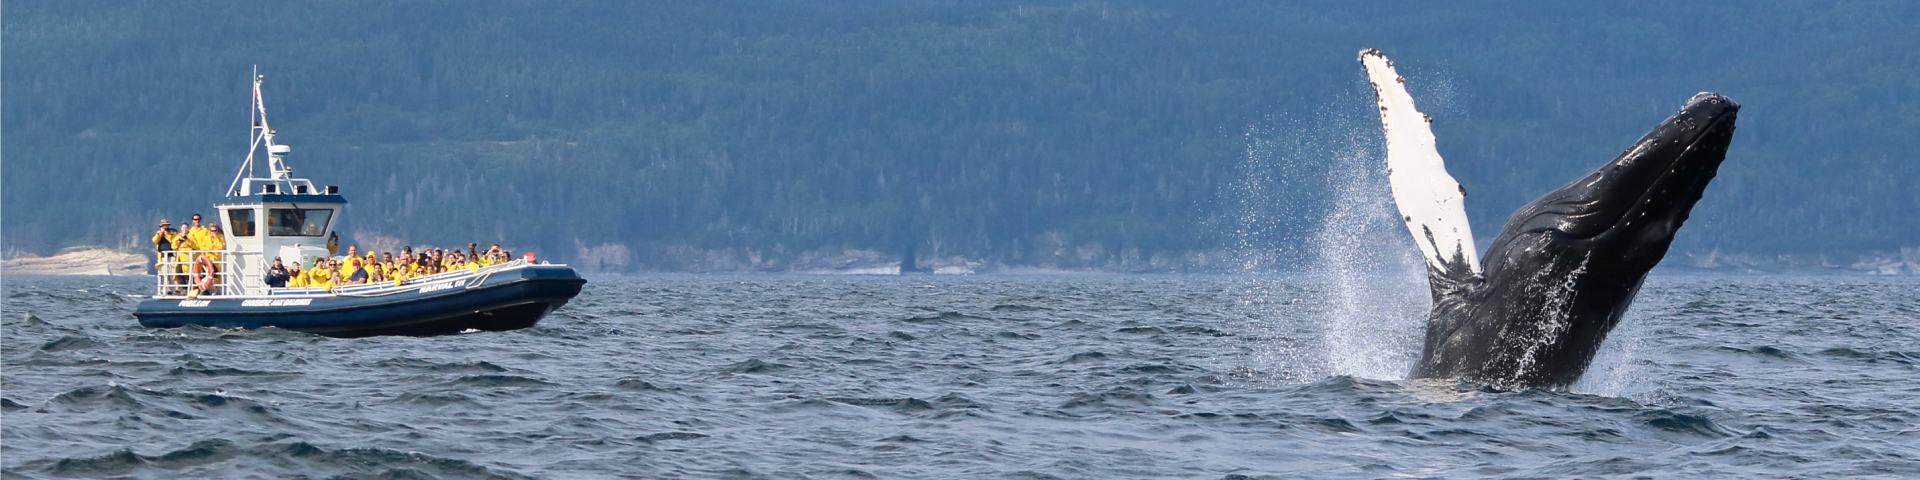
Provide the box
[1602,112,1731,234]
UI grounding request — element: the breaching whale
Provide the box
[1359,49,1739,390]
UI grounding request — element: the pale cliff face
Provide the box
[2,249,149,276]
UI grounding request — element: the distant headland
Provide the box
[2,248,147,277]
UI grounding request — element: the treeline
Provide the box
[5,1,1915,268]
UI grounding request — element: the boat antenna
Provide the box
[226,66,292,197]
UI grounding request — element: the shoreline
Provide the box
[1,248,149,277]
[6,248,1912,277]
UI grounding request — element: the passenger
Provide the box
[388,253,407,282]
[326,232,340,255]
[344,256,366,283]
[288,261,307,288]
[363,254,380,278]
[152,219,182,291]
[307,259,334,290]
[346,258,369,284]
[183,214,215,259]
[203,223,228,294]
[167,226,194,294]
[265,257,291,288]
[178,215,212,294]
[151,219,176,269]
[205,223,227,261]
[388,257,410,285]
[474,245,496,266]
[327,266,344,291]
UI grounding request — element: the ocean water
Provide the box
[3,274,1917,479]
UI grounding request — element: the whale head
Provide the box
[1484,92,1739,277]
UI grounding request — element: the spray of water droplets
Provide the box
[1220,75,1468,383]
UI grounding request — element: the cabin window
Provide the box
[226,209,257,237]
[267,208,334,237]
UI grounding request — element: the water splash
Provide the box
[1298,108,1428,381]
[1223,88,1431,382]
[1303,68,1467,381]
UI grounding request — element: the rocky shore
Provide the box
[2,248,149,276]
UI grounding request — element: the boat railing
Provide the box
[153,249,254,298]
[153,254,542,299]
[321,259,531,297]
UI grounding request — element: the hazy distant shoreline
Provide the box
[1,248,148,277]
[7,246,1911,277]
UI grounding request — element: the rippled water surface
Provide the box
[4,274,1917,478]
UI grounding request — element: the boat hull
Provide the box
[133,265,586,338]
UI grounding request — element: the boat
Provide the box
[131,70,586,338]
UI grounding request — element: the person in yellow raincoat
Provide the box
[204,223,227,258]
[183,214,217,259]
[288,261,308,288]
[203,223,229,293]
[306,258,335,290]
[152,219,183,291]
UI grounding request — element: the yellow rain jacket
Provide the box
[306,266,333,289]
[151,231,180,269]
[184,226,217,256]
[203,230,227,263]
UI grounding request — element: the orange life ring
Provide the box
[192,256,217,292]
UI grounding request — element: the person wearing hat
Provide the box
[152,219,181,287]
[265,257,291,288]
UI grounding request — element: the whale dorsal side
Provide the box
[1359,50,1481,284]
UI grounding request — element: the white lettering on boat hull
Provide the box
[178,300,211,307]
[240,298,315,307]
[419,281,461,294]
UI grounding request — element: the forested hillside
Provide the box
[6,1,1915,271]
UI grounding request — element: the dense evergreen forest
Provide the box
[6,1,1915,270]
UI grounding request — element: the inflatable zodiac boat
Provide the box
[131,71,585,338]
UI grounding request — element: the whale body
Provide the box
[1360,49,1740,390]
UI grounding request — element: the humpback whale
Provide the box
[1359,49,1740,390]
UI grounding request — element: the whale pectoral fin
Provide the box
[1361,49,1483,287]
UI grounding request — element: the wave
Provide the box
[27,439,528,479]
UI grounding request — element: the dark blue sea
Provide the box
[4,274,1917,479]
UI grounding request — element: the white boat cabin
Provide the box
[214,190,344,291]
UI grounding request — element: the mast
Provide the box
[225,68,303,197]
